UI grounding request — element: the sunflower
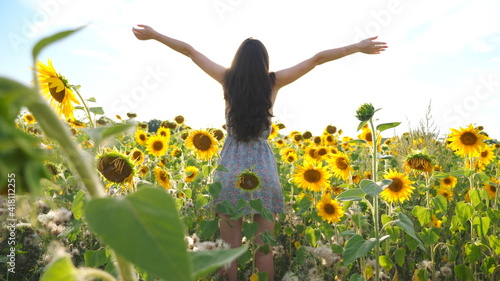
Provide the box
[154,167,170,189]
[447,124,489,157]
[174,115,185,124]
[322,133,337,146]
[185,130,219,160]
[97,151,134,184]
[483,182,497,199]
[328,153,353,181]
[135,129,149,146]
[440,175,457,189]
[430,215,442,228]
[316,192,345,223]
[284,152,298,164]
[34,59,80,120]
[404,152,433,173]
[146,135,169,157]
[236,170,262,192]
[139,166,149,177]
[476,145,496,169]
[379,169,415,203]
[436,187,453,201]
[184,166,199,183]
[268,123,280,139]
[274,139,286,148]
[128,148,145,165]
[23,113,36,124]
[157,127,171,141]
[324,125,337,135]
[69,119,86,128]
[293,161,331,192]
[171,147,182,158]
[305,146,320,162]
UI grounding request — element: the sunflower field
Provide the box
[1,28,500,281]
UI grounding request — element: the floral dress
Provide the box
[213,125,285,214]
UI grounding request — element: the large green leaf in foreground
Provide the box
[85,187,192,281]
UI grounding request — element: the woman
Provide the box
[133,24,387,281]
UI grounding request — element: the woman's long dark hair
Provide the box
[224,38,275,142]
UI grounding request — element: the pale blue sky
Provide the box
[1,0,499,139]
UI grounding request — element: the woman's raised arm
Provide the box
[274,37,387,89]
[132,24,226,83]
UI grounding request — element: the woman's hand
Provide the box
[356,37,388,54]
[132,24,158,40]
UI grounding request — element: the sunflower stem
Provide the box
[72,85,96,128]
[31,63,137,281]
[368,118,380,281]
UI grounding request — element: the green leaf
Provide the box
[359,179,383,197]
[376,122,401,132]
[412,206,431,226]
[349,273,364,281]
[260,230,277,246]
[343,234,377,266]
[432,195,448,213]
[33,26,85,60]
[472,216,490,237]
[394,212,425,250]
[208,182,222,200]
[421,228,440,246]
[71,190,86,220]
[85,188,191,281]
[305,226,317,247]
[296,195,312,214]
[357,120,369,131]
[488,235,500,255]
[84,249,107,268]
[465,243,481,263]
[379,255,393,270]
[215,165,228,172]
[456,202,474,226]
[190,245,247,280]
[394,248,406,267]
[243,222,258,239]
[199,220,219,240]
[87,97,96,102]
[337,188,365,201]
[249,199,263,213]
[454,264,473,281]
[40,253,79,281]
[89,107,105,115]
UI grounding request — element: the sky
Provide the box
[1,0,499,140]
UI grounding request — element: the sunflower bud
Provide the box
[355,103,375,122]
[236,170,262,192]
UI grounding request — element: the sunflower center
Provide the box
[193,134,212,151]
[27,115,34,121]
[318,148,327,156]
[48,81,66,103]
[481,151,489,158]
[460,132,477,146]
[388,178,403,192]
[132,151,142,161]
[239,174,259,190]
[323,203,336,215]
[443,178,451,185]
[139,134,147,141]
[491,185,497,192]
[98,156,132,183]
[365,132,373,142]
[304,169,321,183]
[308,149,317,158]
[152,140,164,151]
[160,131,168,137]
[158,171,168,182]
[335,158,348,170]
